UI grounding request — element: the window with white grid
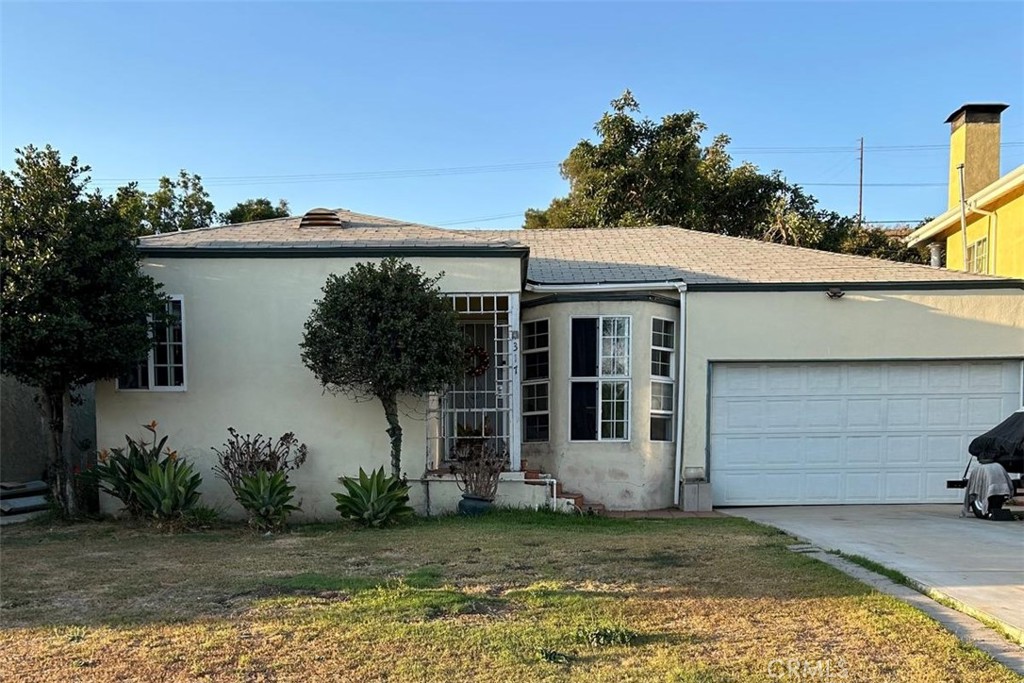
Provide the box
[570,316,630,441]
[650,317,675,442]
[522,319,549,442]
[117,296,186,391]
[966,238,988,274]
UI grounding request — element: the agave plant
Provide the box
[234,470,300,531]
[128,457,202,523]
[333,467,414,527]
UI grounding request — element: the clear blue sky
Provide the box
[3,2,1022,228]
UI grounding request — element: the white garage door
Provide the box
[710,360,1023,506]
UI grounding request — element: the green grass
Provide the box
[0,511,1018,682]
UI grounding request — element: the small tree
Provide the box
[0,145,168,517]
[300,258,465,479]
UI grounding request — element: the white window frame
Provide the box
[966,237,988,274]
[116,295,187,392]
[650,316,676,442]
[568,314,632,443]
[522,318,550,443]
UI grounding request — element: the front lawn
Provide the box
[0,512,1014,682]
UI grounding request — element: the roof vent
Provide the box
[299,207,343,229]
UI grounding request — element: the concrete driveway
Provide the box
[726,505,1024,635]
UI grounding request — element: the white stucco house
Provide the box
[95,208,1024,517]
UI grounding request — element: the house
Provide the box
[907,103,1024,278]
[95,207,1024,516]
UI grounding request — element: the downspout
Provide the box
[957,163,969,271]
[971,205,997,275]
[672,283,688,507]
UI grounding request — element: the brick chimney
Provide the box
[946,103,1008,210]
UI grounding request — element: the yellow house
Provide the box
[907,103,1024,277]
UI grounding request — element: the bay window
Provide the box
[650,317,675,441]
[570,316,630,441]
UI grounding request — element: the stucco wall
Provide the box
[682,288,1024,478]
[95,255,522,520]
[521,297,680,511]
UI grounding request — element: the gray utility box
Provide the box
[682,481,712,512]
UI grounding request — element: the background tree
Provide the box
[113,170,216,235]
[300,258,465,479]
[526,91,922,263]
[220,198,290,225]
[0,145,168,516]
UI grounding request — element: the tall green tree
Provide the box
[114,171,216,235]
[524,91,785,235]
[220,198,290,225]
[526,92,920,264]
[0,145,168,516]
[300,259,465,479]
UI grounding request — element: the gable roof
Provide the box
[475,226,1019,290]
[136,209,525,256]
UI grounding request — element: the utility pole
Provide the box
[857,137,864,229]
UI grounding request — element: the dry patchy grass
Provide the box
[0,511,1016,682]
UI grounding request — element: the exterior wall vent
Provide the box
[299,207,344,229]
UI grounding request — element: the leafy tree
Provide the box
[221,198,290,225]
[300,258,465,479]
[0,145,168,517]
[841,225,927,264]
[526,92,923,264]
[114,171,216,235]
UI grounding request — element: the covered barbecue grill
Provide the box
[948,408,1024,520]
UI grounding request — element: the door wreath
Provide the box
[465,345,491,377]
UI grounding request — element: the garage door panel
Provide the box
[710,360,1021,506]
[885,435,922,465]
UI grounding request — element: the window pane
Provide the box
[523,382,549,413]
[524,414,549,442]
[651,382,674,411]
[155,366,169,387]
[571,319,598,378]
[652,319,675,349]
[651,415,673,441]
[171,365,185,387]
[523,320,549,351]
[570,381,598,440]
[651,349,672,378]
[524,351,549,381]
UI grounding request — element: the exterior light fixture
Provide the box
[826,288,845,300]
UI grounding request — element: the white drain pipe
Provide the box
[672,283,688,507]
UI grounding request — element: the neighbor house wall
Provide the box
[521,296,680,511]
[944,184,1024,278]
[682,288,1024,480]
[95,255,522,520]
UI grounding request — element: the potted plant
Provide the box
[451,439,508,516]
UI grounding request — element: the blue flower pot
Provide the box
[457,494,493,516]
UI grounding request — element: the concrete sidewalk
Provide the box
[725,505,1024,638]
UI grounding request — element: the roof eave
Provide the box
[137,244,530,259]
[906,164,1024,246]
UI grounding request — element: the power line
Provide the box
[92,141,1024,186]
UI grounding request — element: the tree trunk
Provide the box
[380,393,403,480]
[41,388,77,519]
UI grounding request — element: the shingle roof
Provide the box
[137,209,524,251]
[475,226,1014,287]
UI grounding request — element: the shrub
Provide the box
[212,428,307,529]
[451,439,508,501]
[212,428,308,491]
[184,503,225,530]
[129,457,202,524]
[333,467,414,527]
[83,421,172,517]
[234,470,300,531]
